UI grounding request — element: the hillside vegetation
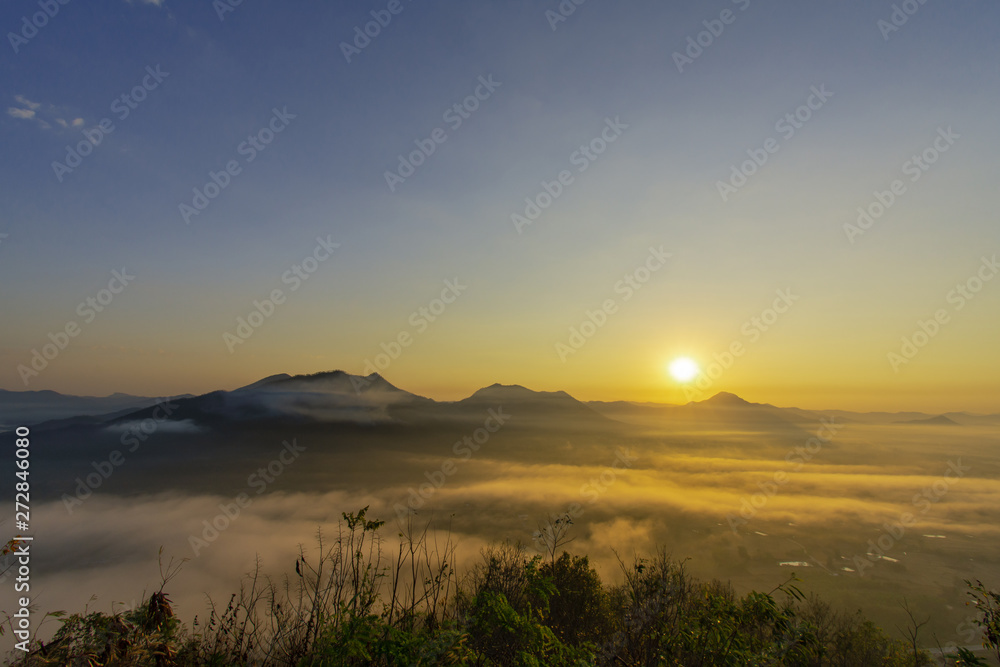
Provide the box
[3,508,998,666]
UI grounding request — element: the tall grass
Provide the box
[4,507,995,666]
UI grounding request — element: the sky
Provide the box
[1,0,998,413]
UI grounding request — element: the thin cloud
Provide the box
[8,96,80,131]
[7,107,35,120]
[14,95,40,110]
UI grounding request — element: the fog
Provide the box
[3,418,998,655]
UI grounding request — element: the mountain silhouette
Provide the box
[895,414,961,426]
[691,392,755,408]
[6,372,996,502]
[0,389,190,430]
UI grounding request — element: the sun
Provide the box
[668,357,700,383]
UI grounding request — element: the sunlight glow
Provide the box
[668,357,700,383]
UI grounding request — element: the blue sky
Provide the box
[2,0,998,411]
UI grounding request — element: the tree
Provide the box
[532,513,575,564]
[966,579,1000,662]
[895,598,931,667]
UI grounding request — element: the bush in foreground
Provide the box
[3,508,994,666]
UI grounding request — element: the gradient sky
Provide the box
[1,0,998,412]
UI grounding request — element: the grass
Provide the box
[2,508,997,666]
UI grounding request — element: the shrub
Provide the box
[5,509,980,666]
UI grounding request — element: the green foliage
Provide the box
[3,510,992,666]
[9,593,184,666]
[456,546,593,665]
[966,578,1000,662]
[598,552,822,665]
[538,553,612,647]
[946,646,990,666]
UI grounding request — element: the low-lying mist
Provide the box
[4,418,998,655]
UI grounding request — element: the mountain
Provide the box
[696,391,753,408]
[7,373,994,503]
[235,370,409,396]
[453,383,615,430]
[588,392,814,435]
[941,412,1000,426]
[895,414,961,426]
[588,393,1000,429]
[460,383,600,412]
[0,389,190,430]
[817,409,1000,426]
[13,376,992,435]
[677,393,811,432]
[31,372,611,434]
[9,370,614,438]
[106,370,435,428]
[7,372,622,500]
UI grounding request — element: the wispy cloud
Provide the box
[9,96,87,131]
[7,107,35,120]
[14,95,40,110]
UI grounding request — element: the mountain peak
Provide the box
[261,370,407,395]
[235,373,293,392]
[896,414,960,426]
[461,383,579,405]
[698,392,753,407]
[467,384,541,400]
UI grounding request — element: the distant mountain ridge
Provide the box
[0,389,192,430]
[586,391,811,434]
[586,393,1000,429]
[895,414,961,426]
[101,370,437,429]
[5,372,998,503]
[3,372,998,432]
[457,383,607,424]
[697,391,753,408]
[4,371,614,434]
